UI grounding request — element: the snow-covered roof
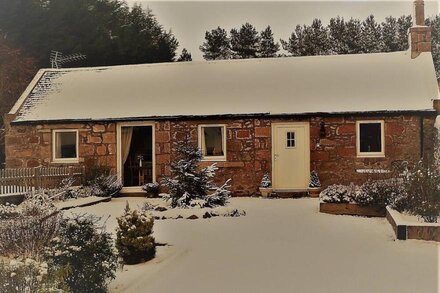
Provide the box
[11,51,439,124]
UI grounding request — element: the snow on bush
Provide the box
[141,182,161,197]
[0,258,67,293]
[260,173,271,188]
[116,203,156,264]
[45,214,117,292]
[319,184,355,203]
[90,174,122,197]
[161,140,231,208]
[354,179,404,208]
[0,193,61,258]
[0,203,19,220]
[308,170,321,188]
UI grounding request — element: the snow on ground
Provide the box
[70,197,439,293]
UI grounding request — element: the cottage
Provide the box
[4,1,440,196]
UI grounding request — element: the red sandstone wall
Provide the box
[4,114,436,196]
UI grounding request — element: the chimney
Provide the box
[410,0,432,58]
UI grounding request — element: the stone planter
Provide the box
[259,187,273,198]
[386,206,440,242]
[319,202,386,217]
[308,187,321,198]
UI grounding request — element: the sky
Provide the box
[125,1,440,60]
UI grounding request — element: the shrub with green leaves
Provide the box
[116,203,156,264]
[354,179,404,208]
[45,215,117,293]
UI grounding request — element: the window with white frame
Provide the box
[53,130,79,162]
[356,121,385,157]
[198,125,226,161]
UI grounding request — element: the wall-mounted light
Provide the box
[320,121,326,138]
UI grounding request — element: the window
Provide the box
[53,130,79,162]
[198,125,226,161]
[356,121,385,157]
[286,131,295,148]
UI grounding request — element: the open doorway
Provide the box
[118,123,154,191]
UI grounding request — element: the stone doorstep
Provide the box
[319,202,386,217]
[385,206,440,242]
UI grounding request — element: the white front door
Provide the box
[272,123,310,190]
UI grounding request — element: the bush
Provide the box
[116,203,156,264]
[0,203,19,220]
[142,182,161,197]
[354,179,404,208]
[45,215,117,293]
[0,258,68,293]
[319,184,355,203]
[84,159,122,197]
[0,194,61,258]
[399,160,440,223]
[161,140,231,208]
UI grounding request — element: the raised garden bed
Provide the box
[320,202,386,217]
[386,206,440,242]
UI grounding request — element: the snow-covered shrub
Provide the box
[142,182,161,197]
[91,174,122,197]
[319,184,355,203]
[398,160,440,223]
[205,179,232,208]
[0,203,19,220]
[309,170,321,188]
[45,215,117,292]
[354,179,403,208]
[0,258,68,293]
[0,194,61,258]
[161,140,231,208]
[260,173,271,188]
[116,203,156,264]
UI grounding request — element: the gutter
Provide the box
[10,109,438,126]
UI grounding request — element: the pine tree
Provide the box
[397,15,412,51]
[345,18,363,53]
[260,173,272,188]
[302,19,330,55]
[328,17,349,54]
[427,15,440,78]
[161,139,230,208]
[258,26,279,57]
[230,23,261,58]
[361,15,383,53]
[309,171,321,188]
[116,203,156,264]
[382,16,400,52]
[199,27,231,60]
[177,48,192,62]
[281,25,306,56]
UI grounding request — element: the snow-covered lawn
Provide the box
[70,197,439,293]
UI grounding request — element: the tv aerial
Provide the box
[50,50,86,69]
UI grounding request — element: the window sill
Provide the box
[52,159,80,164]
[356,154,385,159]
[201,157,227,162]
[199,161,244,168]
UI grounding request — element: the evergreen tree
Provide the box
[280,25,304,56]
[382,16,400,52]
[397,15,412,51]
[361,15,383,53]
[345,18,363,53]
[177,48,192,62]
[0,0,179,67]
[303,19,330,55]
[199,27,231,60]
[116,203,156,264]
[258,26,279,57]
[328,17,349,54]
[230,23,261,58]
[426,15,440,78]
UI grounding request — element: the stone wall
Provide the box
[4,115,116,173]
[4,114,436,196]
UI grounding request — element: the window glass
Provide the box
[201,126,225,157]
[286,131,295,148]
[55,131,77,159]
[359,123,382,153]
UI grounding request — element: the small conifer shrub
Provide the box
[116,203,156,264]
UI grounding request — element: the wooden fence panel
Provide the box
[0,166,85,196]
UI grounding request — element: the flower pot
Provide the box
[308,187,321,198]
[259,187,273,198]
